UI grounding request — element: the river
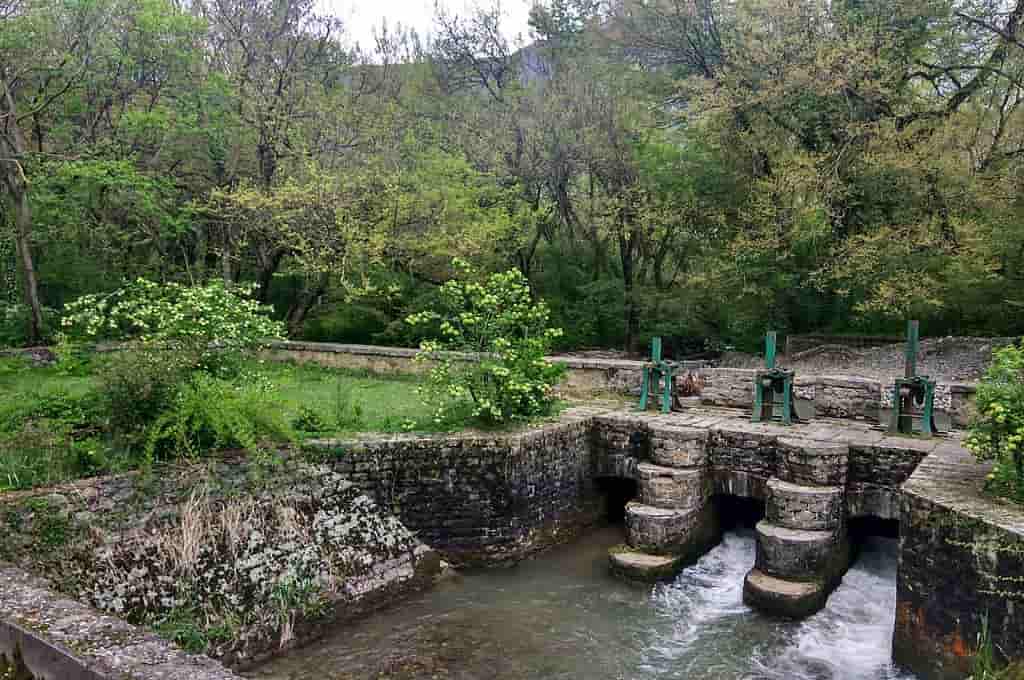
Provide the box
[247,526,916,680]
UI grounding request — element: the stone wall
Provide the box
[894,445,1024,680]
[590,411,948,521]
[0,457,442,669]
[307,407,609,566]
[264,341,978,428]
[0,565,243,680]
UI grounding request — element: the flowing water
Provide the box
[247,527,917,680]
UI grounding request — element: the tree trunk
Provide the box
[0,90,44,344]
[285,273,329,337]
[6,175,44,345]
[620,228,638,354]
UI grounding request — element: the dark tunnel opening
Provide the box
[594,477,639,524]
[714,495,766,531]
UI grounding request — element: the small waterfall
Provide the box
[748,537,914,680]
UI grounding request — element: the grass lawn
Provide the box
[259,360,434,434]
[0,356,436,492]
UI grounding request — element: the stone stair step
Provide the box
[743,568,828,619]
[608,549,686,583]
[766,478,844,531]
[754,521,850,582]
[637,463,709,511]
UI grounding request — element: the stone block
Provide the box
[754,521,850,583]
[637,463,709,511]
[765,479,844,531]
[609,550,687,583]
[777,438,849,487]
[649,427,708,468]
[743,568,828,619]
[625,502,719,556]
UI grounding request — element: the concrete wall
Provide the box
[263,341,978,428]
[894,446,1024,680]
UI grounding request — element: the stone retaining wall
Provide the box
[0,457,442,670]
[264,341,978,428]
[590,410,947,521]
[894,445,1024,679]
[306,407,608,566]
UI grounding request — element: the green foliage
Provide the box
[407,261,565,426]
[96,349,190,442]
[966,341,1024,503]
[144,374,295,461]
[61,279,285,369]
[0,302,59,347]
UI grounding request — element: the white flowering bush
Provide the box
[966,340,1024,503]
[60,279,287,453]
[406,260,565,426]
[61,278,284,369]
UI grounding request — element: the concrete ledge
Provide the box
[0,565,241,680]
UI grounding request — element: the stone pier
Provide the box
[610,427,721,582]
[597,407,959,622]
[743,439,852,618]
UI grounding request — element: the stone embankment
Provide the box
[0,457,442,677]
[0,402,1019,679]
[894,444,1024,680]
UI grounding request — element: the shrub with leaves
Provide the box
[144,374,295,460]
[966,340,1024,503]
[61,278,285,370]
[406,261,565,426]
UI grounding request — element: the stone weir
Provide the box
[597,409,961,620]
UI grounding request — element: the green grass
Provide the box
[0,356,438,491]
[258,360,433,435]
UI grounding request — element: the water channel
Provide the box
[247,521,917,680]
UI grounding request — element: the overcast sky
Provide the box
[321,0,534,50]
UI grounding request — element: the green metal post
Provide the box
[662,370,672,414]
[765,331,777,371]
[652,336,662,364]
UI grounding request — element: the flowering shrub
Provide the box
[61,278,285,369]
[406,261,565,426]
[61,279,287,456]
[966,341,1024,503]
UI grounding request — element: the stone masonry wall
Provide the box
[0,457,441,670]
[590,411,961,521]
[894,445,1024,680]
[308,408,608,566]
[265,341,977,428]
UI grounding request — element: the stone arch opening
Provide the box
[594,476,639,524]
[713,494,766,532]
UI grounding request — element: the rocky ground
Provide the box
[719,336,1017,382]
[558,336,1018,383]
